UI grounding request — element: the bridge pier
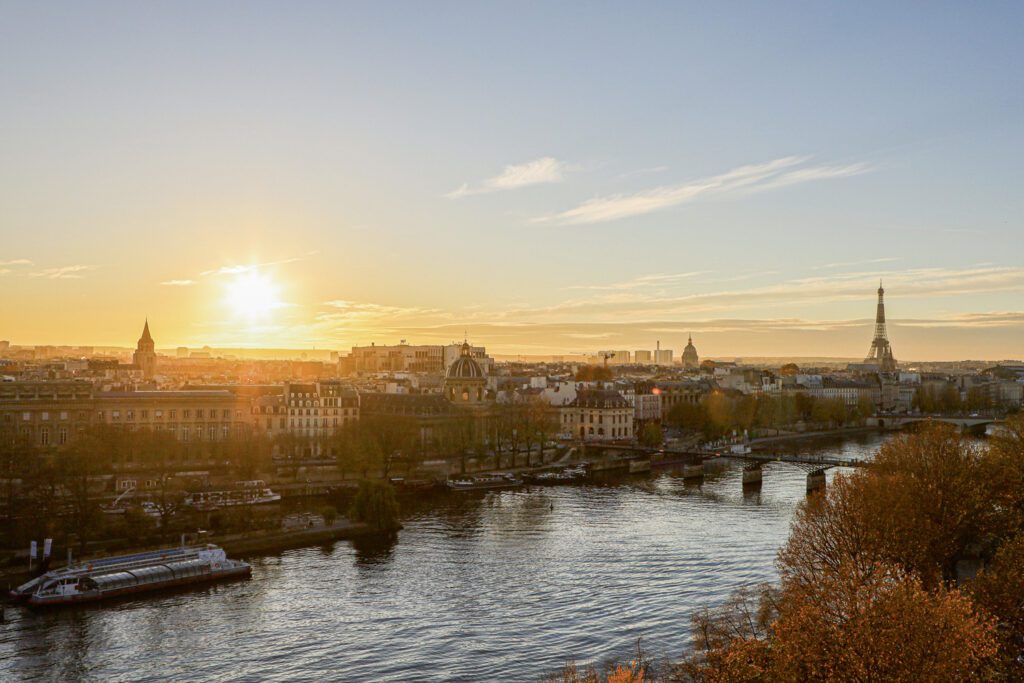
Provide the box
[742,464,763,489]
[807,469,826,494]
[681,463,705,480]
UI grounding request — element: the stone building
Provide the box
[561,387,634,441]
[681,335,699,370]
[0,380,249,450]
[443,342,488,404]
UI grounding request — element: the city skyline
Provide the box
[3,3,1023,359]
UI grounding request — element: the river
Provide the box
[0,433,890,682]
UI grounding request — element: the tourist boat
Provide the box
[524,465,589,485]
[11,544,251,607]
[446,473,523,491]
[184,480,281,511]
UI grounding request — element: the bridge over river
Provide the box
[866,413,1002,432]
[583,440,871,494]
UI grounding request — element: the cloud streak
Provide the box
[446,157,571,199]
[200,256,303,277]
[30,265,96,279]
[161,279,194,286]
[568,271,706,291]
[488,265,1024,323]
[534,156,870,225]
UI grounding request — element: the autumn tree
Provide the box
[639,423,664,448]
[576,365,613,381]
[779,425,1002,591]
[522,395,558,466]
[968,534,1024,677]
[769,563,999,682]
[437,414,481,474]
[348,479,401,532]
[665,401,707,433]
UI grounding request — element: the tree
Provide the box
[59,435,106,552]
[679,563,1000,683]
[704,393,733,438]
[0,433,41,547]
[665,401,706,433]
[320,505,339,526]
[779,425,1000,591]
[939,383,963,413]
[769,563,999,682]
[437,414,480,474]
[523,395,558,466]
[576,366,613,381]
[854,393,876,421]
[220,430,273,479]
[638,423,663,448]
[968,534,1024,677]
[348,480,400,532]
[779,363,800,376]
[980,412,1024,514]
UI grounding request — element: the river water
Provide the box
[0,433,889,682]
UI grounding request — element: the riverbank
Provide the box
[0,519,376,590]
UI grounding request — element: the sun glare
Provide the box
[226,272,282,319]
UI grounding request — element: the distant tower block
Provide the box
[864,281,897,372]
[133,319,157,379]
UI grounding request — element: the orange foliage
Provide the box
[780,424,1009,592]
[968,534,1024,678]
[771,562,999,682]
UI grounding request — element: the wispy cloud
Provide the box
[488,266,1024,323]
[811,257,902,270]
[161,279,194,286]
[0,259,33,266]
[30,264,96,279]
[446,157,571,199]
[319,300,441,322]
[534,156,870,225]
[200,256,304,277]
[569,271,706,291]
[618,165,669,179]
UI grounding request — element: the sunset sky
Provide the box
[2,3,1022,359]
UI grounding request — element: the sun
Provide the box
[226,272,282,319]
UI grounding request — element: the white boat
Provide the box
[101,488,162,518]
[184,480,281,511]
[11,544,250,606]
[446,473,523,491]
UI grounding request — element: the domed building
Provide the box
[681,334,699,370]
[445,341,487,404]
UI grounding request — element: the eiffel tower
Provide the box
[864,281,897,372]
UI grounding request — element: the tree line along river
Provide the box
[0,433,891,682]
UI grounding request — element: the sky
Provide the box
[1,2,1023,360]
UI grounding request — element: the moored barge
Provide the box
[11,544,251,607]
[446,473,523,491]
